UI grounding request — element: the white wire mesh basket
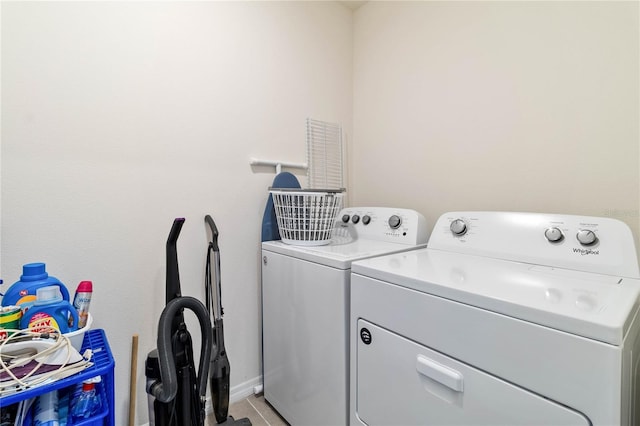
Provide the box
[270,188,345,246]
[306,118,344,190]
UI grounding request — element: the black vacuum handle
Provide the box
[166,218,185,305]
[205,215,219,252]
[152,296,213,404]
[205,214,224,320]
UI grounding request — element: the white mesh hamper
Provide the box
[270,189,344,246]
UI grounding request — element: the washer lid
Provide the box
[262,239,426,270]
[352,248,640,346]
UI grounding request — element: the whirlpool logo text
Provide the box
[573,248,600,256]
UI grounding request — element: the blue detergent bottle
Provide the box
[20,285,79,333]
[1,263,70,312]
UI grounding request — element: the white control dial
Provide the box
[544,227,564,243]
[450,219,467,236]
[388,215,402,229]
[576,229,598,246]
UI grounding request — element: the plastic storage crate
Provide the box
[0,329,115,426]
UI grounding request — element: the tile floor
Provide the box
[207,394,288,426]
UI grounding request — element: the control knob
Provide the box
[341,214,350,223]
[576,229,598,246]
[362,215,371,225]
[450,219,467,236]
[388,215,402,229]
[544,227,564,243]
[352,215,360,224]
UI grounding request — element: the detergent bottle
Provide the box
[20,285,79,333]
[1,263,70,313]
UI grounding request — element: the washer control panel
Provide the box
[336,207,429,245]
[449,219,468,236]
[576,229,598,246]
[544,227,564,243]
[388,215,402,229]
[431,211,639,278]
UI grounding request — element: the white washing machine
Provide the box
[262,207,429,426]
[350,211,640,426]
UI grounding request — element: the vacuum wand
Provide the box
[205,215,223,321]
[205,215,251,426]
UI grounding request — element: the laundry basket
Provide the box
[270,188,345,246]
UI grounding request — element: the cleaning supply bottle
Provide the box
[70,377,102,421]
[33,390,60,426]
[1,263,70,313]
[20,285,79,333]
[0,305,22,340]
[71,281,92,329]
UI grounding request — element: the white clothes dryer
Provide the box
[350,211,640,426]
[262,207,429,426]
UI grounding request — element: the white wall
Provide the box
[352,1,640,251]
[0,2,352,424]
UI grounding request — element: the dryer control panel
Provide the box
[335,207,429,246]
[429,211,639,278]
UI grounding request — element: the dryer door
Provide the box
[355,320,590,426]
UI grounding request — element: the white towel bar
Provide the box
[250,158,308,174]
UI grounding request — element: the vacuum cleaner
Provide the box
[145,217,251,426]
[205,215,251,426]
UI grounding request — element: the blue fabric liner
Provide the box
[261,172,301,242]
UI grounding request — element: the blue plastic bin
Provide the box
[0,329,115,426]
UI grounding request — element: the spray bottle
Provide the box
[71,281,93,329]
[70,376,102,421]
